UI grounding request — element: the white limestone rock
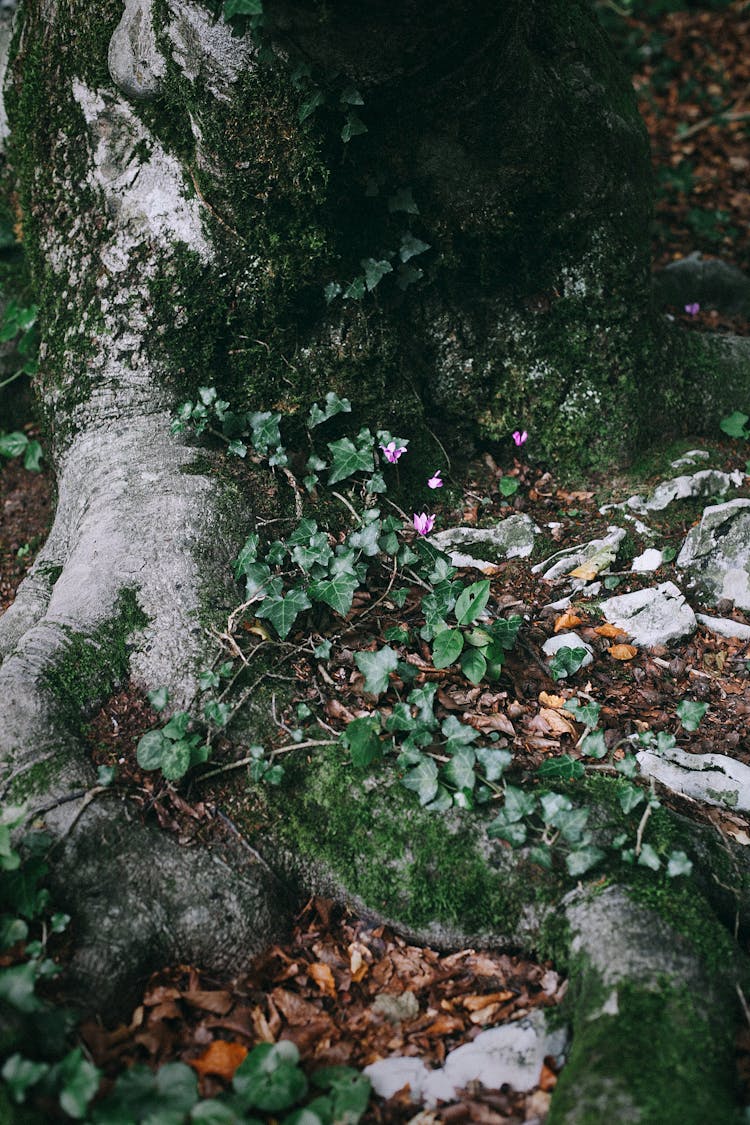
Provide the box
[364,1011,567,1107]
[430,515,538,569]
[637,745,750,812]
[670,449,710,470]
[600,582,696,646]
[696,613,750,641]
[532,527,626,581]
[108,0,167,102]
[631,548,663,573]
[676,499,750,611]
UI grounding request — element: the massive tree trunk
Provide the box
[1,0,749,1119]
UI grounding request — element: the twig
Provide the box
[212,806,287,885]
[281,466,304,520]
[189,168,243,239]
[0,369,27,390]
[331,490,360,521]
[48,786,110,849]
[197,739,337,783]
[635,801,652,857]
[678,109,750,142]
[737,984,750,1028]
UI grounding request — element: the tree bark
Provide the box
[1,0,748,1119]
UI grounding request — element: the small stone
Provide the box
[637,745,750,812]
[532,527,626,581]
[677,499,750,611]
[695,614,750,641]
[631,548,663,573]
[643,469,744,513]
[542,632,594,670]
[364,1057,429,1103]
[670,449,710,469]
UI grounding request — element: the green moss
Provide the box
[42,589,148,735]
[550,978,740,1124]
[250,746,562,936]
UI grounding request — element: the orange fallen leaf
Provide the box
[309,962,336,998]
[539,691,565,709]
[609,644,638,661]
[189,1039,248,1080]
[463,990,515,1011]
[595,623,628,639]
[554,611,583,633]
[539,1061,558,1092]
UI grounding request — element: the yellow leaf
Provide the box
[568,545,617,581]
[554,611,583,633]
[595,622,628,639]
[539,691,565,709]
[609,644,638,661]
[309,962,336,998]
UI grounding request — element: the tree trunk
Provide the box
[1,0,748,1119]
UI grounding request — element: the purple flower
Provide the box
[427,470,443,489]
[413,512,435,536]
[512,430,528,447]
[380,440,407,464]
[684,302,700,317]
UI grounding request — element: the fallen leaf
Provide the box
[181,990,233,1015]
[538,707,577,737]
[568,545,617,581]
[539,692,565,709]
[554,611,583,633]
[309,962,336,998]
[539,1062,559,1092]
[595,623,628,639]
[188,1039,248,1080]
[609,644,638,661]
[466,711,515,737]
[462,991,515,1011]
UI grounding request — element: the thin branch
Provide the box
[196,739,337,783]
[634,802,652,857]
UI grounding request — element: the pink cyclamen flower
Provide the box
[684,302,700,316]
[512,430,528,447]
[427,470,443,489]
[380,441,407,464]
[413,512,435,536]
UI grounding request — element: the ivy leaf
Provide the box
[388,187,419,214]
[341,717,382,767]
[399,233,430,262]
[540,792,573,824]
[384,702,416,731]
[489,820,527,847]
[324,281,342,304]
[441,715,479,753]
[460,647,487,685]
[247,411,282,455]
[677,700,708,731]
[530,844,553,870]
[549,646,588,681]
[162,711,190,740]
[667,850,693,878]
[343,277,366,301]
[502,785,537,822]
[298,88,325,123]
[23,441,43,471]
[563,697,601,727]
[408,683,438,728]
[442,747,476,791]
[401,756,439,805]
[488,615,523,650]
[291,532,333,572]
[148,686,169,712]
[58,1048,101,1120]
[361,258,392,291]
[619,783,644,814]
[580,730,607,759]
[637,843,661,871]
[339,86,364,106]
[256,588,312,640]
[396,263,424,290]
[535,755,585,781]
[327,437,374,484]
[224,0,263,16]
[355,646,398,696]
[234,533,260,578]
[227,439,247,458]
[432,628,464,669]
[341,113,367,142]
[475,746,512,781]
[656,731,677,753]
[719,410,749,439]
[204,700,231,728]
[309,573,359,617]
[348,517,382,557]
[307,392,352,428]
[566,845,605,877]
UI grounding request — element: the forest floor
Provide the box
[2,3,750,1122]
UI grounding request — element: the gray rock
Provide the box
[108,0,167,102]
[637,745,750,812]
[600,581,696,646]
[532,527,625,581]
[642,469,744,512]
[696,613,750,641]
[676,499,750,611]
[542,632,594,672]
[654,251,750,316]
[430,515,538,569]
[363,1057,429,1102]
[166,0,255,101]
[670,449,710,470]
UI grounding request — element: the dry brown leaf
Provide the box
[181,990,233,1015]
[554,611,583,633]
[609,644,638,661]
[463,990,515,1011]
[539,692,565,709]
[309,962,336,998]
[538,707,577,737]
[270,988,322,1026]
[188,1039,248,1080]
[539,1062,559,1092]
[594,623,628,639]
[466,711,515,737]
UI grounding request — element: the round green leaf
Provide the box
[160,740,192,780]
[432,629,464,669]
[136,730,166,770]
